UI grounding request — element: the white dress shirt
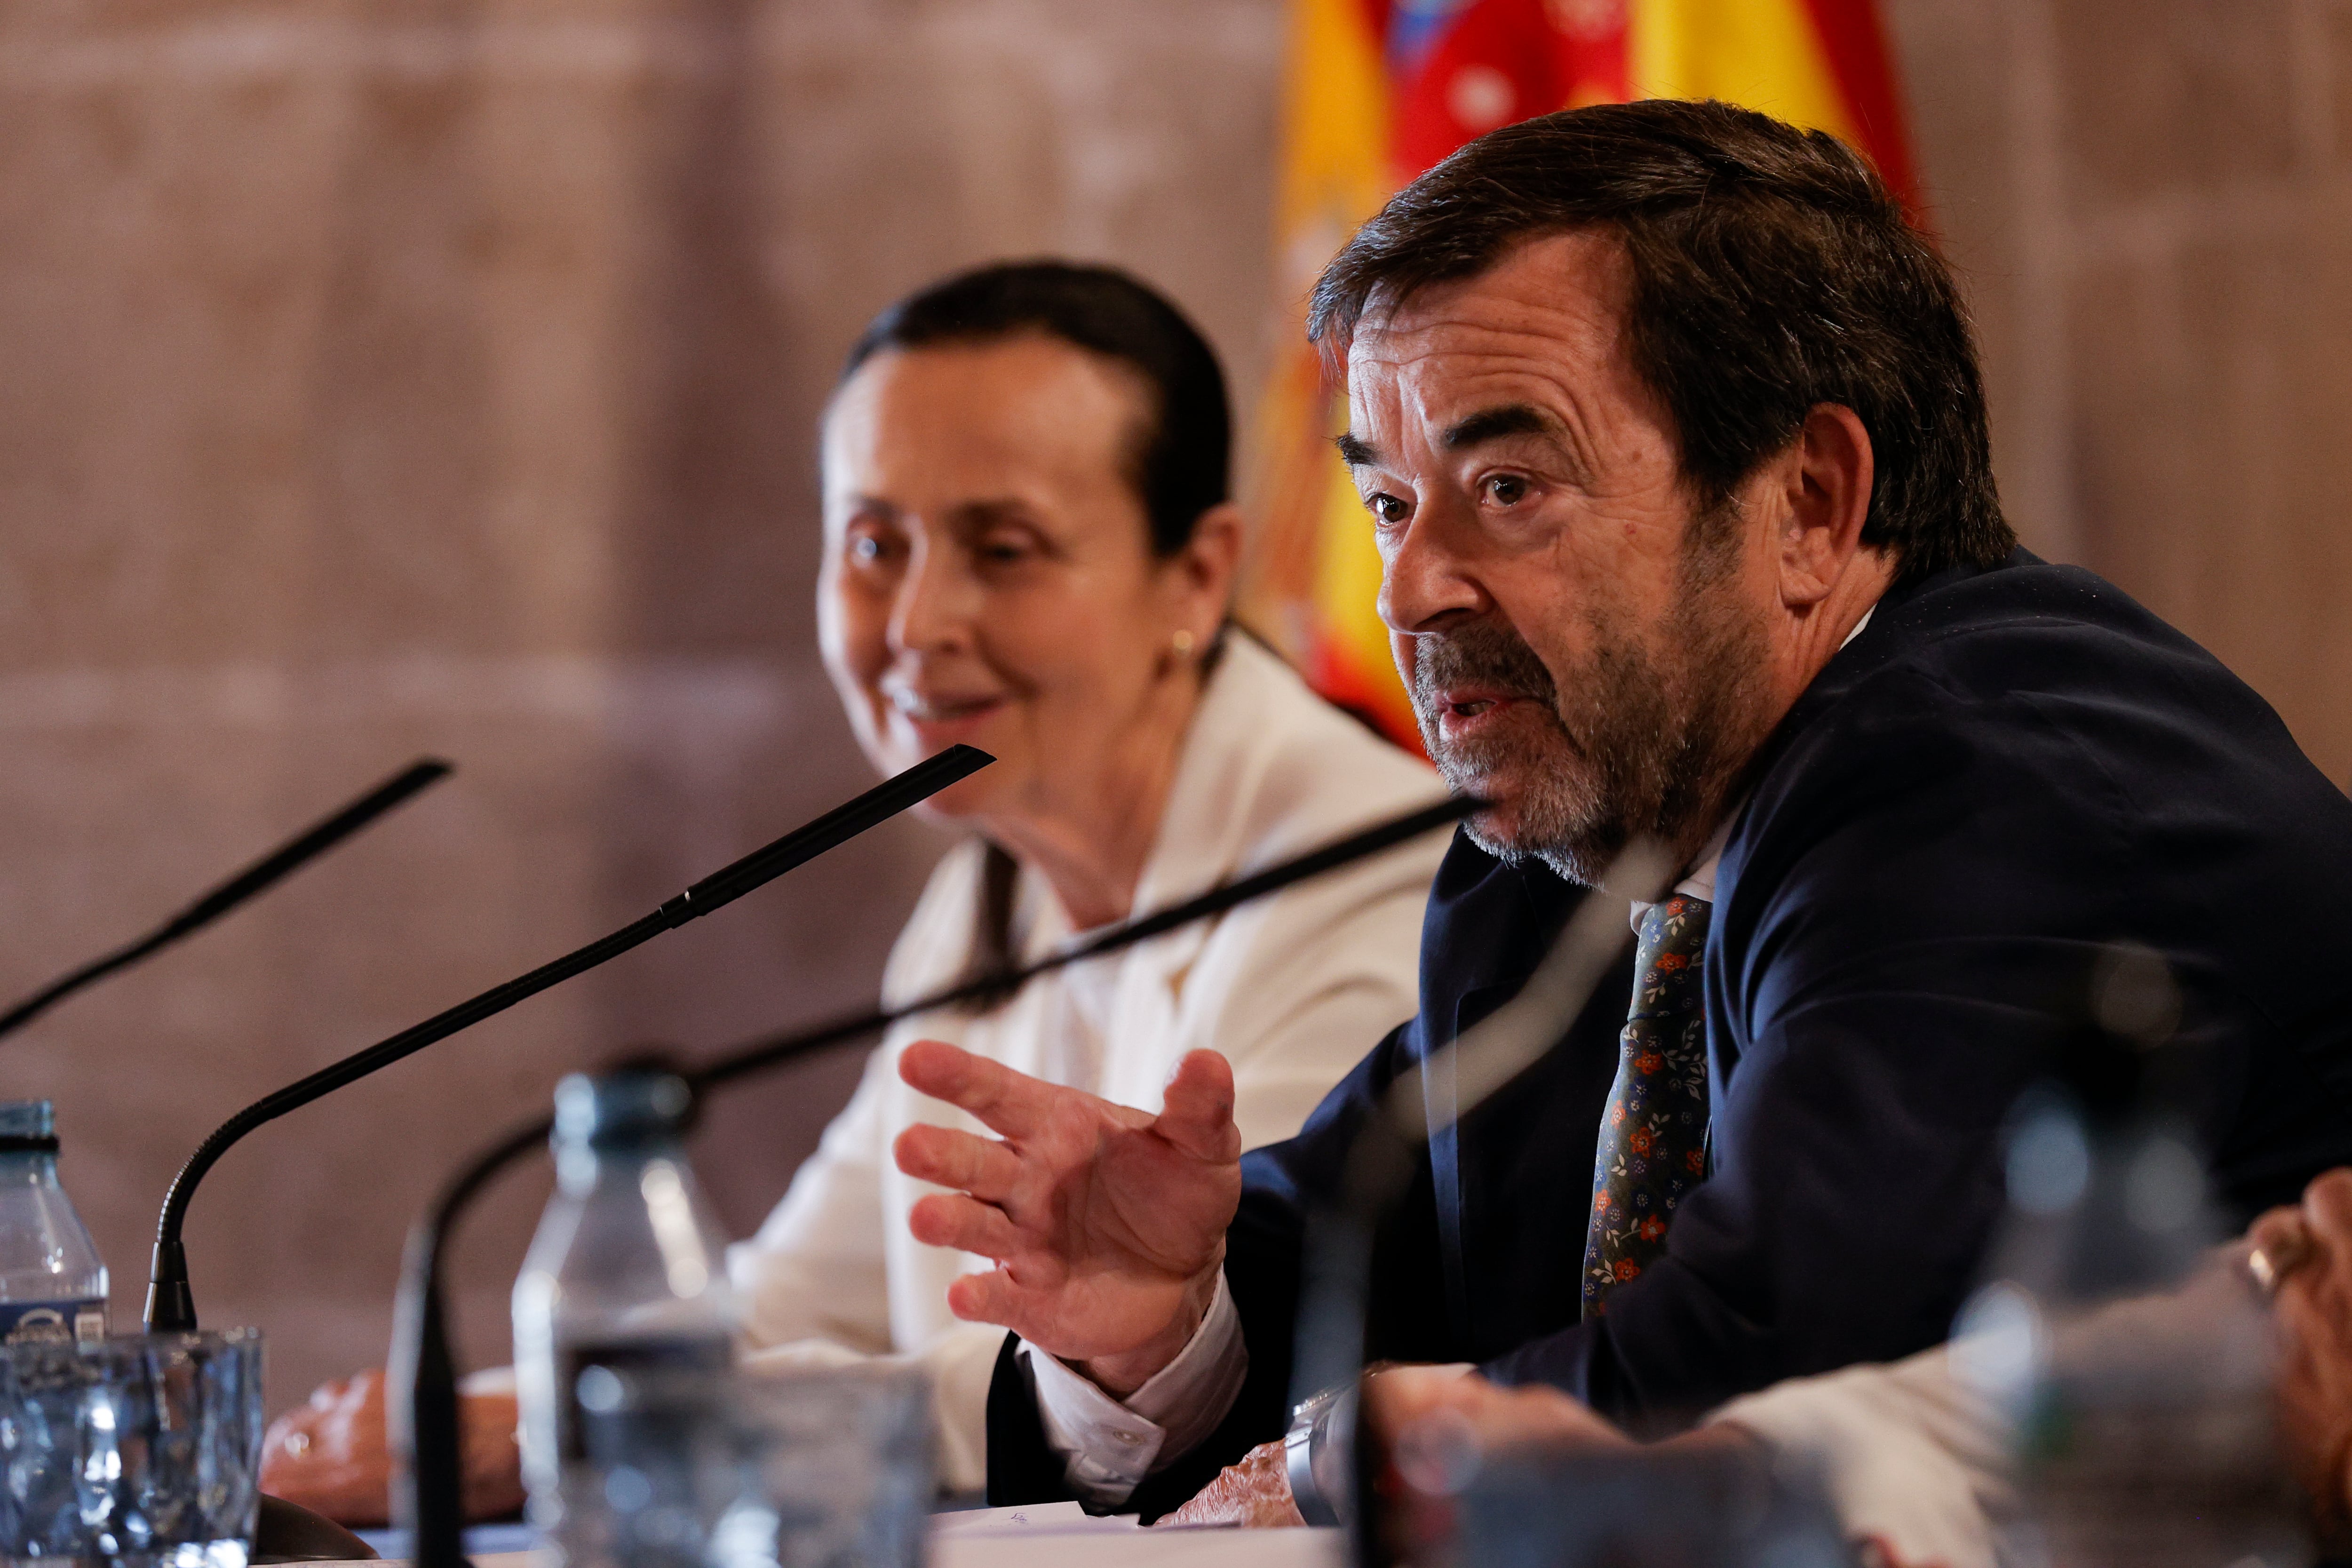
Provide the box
[1705,1346,2013,1568]
[1705,1247,2266,1568]
[725,635,1449,1495]
[1021,605,1889,1506]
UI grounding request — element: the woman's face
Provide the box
[818,336,1229,826]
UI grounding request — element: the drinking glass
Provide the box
[0,1328,264,1568]
[1427,1441,1848,1568]
[567,1361,930,1568]
[721,1366,930,1568]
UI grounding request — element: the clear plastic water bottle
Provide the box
[0,1100,108,1345]
[1950,947,2305,1568]
[512,1068,735,1568]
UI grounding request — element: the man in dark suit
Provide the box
[888,99,2352,1520]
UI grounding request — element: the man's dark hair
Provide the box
[1310,99,2014,578]
[842,261,1231,557]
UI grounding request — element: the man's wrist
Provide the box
[1080,1256,1224,1398]
[1669,1419,1770,1459]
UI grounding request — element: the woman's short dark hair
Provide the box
[1310,99,2015,580]
[841,261,1232,557]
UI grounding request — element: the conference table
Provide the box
[931,1507,1340,1567]
[335,1507,1343,1568]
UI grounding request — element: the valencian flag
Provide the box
[1239,0,1919,749]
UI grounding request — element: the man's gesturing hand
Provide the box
[892,1039,1244,1396]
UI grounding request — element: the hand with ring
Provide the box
[2247,1169,2352,1555]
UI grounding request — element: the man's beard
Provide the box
[1406,538,1769,886]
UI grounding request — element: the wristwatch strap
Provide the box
[1286,1414,1339,1527]
[1284,1381,1354,1528]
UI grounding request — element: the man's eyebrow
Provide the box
[1442,404,1565,450]
[1334,432,1379,467]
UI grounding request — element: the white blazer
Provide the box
[726,635,1448,1491]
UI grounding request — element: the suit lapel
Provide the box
[1412,849,1617,1351]
[1428,979,1515,1340]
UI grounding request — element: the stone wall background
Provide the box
[0,0,2345,1411]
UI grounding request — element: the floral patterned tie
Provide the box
[1581,893,1712,1318]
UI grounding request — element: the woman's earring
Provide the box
[1170,629,1197,660]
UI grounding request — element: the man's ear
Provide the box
[1778,405,1875,609]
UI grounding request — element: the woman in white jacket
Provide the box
[728,260,1447,1493]
[258,261,1446,1521]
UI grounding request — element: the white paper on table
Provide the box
[930,1502,1138,1536]
[929,1516,1343,1568]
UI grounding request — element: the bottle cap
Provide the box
[0,1101,56,1146]
[552,1070,693,1149]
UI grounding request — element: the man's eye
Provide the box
[1367,493,1409,525]
[977,536,1034,565]
[1483,475,1529,507]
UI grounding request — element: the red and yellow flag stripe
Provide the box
[1240,0,1917,750]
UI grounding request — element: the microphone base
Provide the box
[252,1494,384,1563]
[144,1239,197,1332]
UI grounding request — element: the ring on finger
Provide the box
[2249,1232,2316,1295]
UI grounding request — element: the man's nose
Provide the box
[1377,510,1488,635]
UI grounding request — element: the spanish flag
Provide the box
[1239,0,1919,750]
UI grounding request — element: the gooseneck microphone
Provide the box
[141,744,994,1334]
[1289,840,1670,1568]
[389,790,1484,1568]
[0,758,454,1043]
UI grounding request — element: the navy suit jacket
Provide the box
[987,554,2352,1516]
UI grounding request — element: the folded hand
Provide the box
[1155,1441,1304,1528]
[258,1368,523,1527]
